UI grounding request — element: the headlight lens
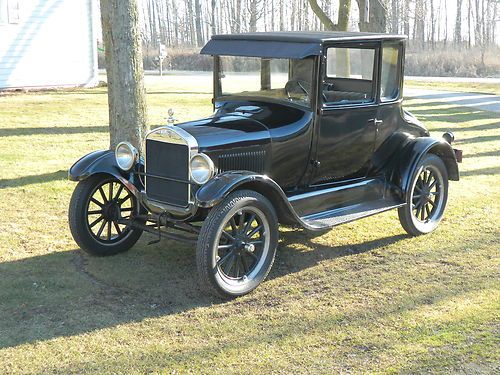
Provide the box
[190,153,214,185]
[115,142,138,171]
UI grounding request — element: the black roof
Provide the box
[210,31,407,43]
[200,31,406,59]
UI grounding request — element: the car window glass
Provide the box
[219,56,313,108]
[380,46,400,102]
[324,47,375,106]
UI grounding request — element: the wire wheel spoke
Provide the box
[229,217,238,234]
[247,225,262,239]
[89,215,104,228]
[90,198,104,207]
[425,204,431,219]
[114,184,124,200]
[224,254,236,275]
[221,230,235,242]
[107,221,112,240]
[241,255,249,274]
[96,220,107,238]
[98,187,108,203]
[113,221,122,235]
[217,250,234,267]
[118,195,131,205]
[242,213,255,234]
[247,251,259,261]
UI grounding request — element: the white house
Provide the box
[0,0,98,89]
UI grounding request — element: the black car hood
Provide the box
[175,100,312,152]
[175,113,271,152]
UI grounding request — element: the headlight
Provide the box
[190,153,214,185]
[115,142,138,171]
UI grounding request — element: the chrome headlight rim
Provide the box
[190,153,215,185]
[115,141,138,171]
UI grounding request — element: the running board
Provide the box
[301,198,405,230]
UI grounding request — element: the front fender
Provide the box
[68,150,144,196]
[195,171,301,226]
[396,137,459,195]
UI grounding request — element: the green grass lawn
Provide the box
[405,80,500,95]
[0,78,499,374]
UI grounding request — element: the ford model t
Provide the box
[68,32,460,298]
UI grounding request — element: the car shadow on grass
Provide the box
[0,230,407,349]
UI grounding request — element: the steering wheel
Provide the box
[285,79,310,99]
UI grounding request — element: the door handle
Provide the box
[369,118,383,126]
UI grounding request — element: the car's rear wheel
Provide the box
[196,190,279,298]
[69,175,143,256]
[398,154,449,236]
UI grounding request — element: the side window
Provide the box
[380,46,400,102]
[324,47,375,105]
[0,0,7,24]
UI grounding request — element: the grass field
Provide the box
[405,80,500,95]
[0,77,499,374]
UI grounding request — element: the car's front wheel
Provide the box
[69,174,143,256]
[196,190,279,298]
[398,154,449,236]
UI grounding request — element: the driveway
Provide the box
[405,88,500,113]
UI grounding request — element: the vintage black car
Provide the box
[68,32,461,298]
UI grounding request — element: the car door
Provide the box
[310,43,379,185]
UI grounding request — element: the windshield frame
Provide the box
[213,55,319,111]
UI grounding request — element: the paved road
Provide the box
[405,88,500,113]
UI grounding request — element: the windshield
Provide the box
[218,56,314,108]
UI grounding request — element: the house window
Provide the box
[0,0,7,24]
[0,0,19,24]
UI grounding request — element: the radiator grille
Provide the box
[145,139,190,207]
[217,150,266,174]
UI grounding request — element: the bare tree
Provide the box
[357,0,387,33]
[455,0,463,45]
[307,0,351,31]
[100,0,148,151]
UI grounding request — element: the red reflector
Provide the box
[454,148,463,163]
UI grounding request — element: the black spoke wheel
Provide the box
[196,190,278,298]
[398,154,448,236]
[69,175,144,256]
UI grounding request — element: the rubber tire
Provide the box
[196,190,279,299]
[68,175,143,256]
[398,154,449,236]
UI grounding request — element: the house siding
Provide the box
[0,0,98,89]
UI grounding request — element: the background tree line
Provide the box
[98,0,499,77]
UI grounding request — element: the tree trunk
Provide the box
[249,0,258,32]
[455,0,463,45]
[194,0,204,46]
[100,0,148,151]
[307,0,336,30]
[211,0,217,36]
[357,0,386,32]
[337,0,351,31]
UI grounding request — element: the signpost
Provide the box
[158,41,167,76]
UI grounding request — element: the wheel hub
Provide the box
[102,200,120,220]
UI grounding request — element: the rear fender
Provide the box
[68,150,144,197]
[396,137,459,196]
[195,171,300,225]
